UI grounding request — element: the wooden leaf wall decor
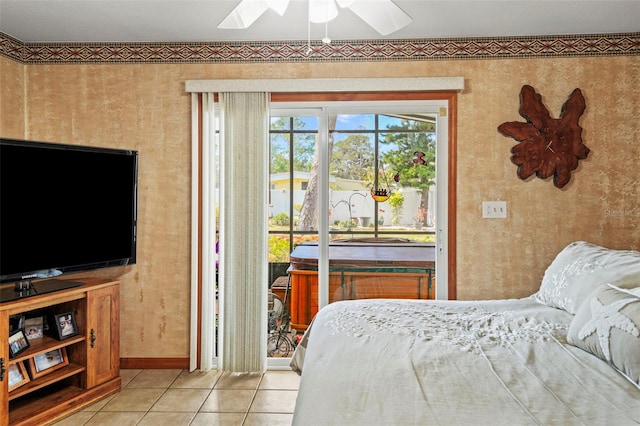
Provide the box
[498,85,589,188]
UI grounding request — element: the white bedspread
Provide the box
[290,297,640,425]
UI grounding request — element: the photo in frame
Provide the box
[8,329,30,358]
[8,361,30,391]
[28,348,69,379]
[51,312,79,340]
[24,316,44,341]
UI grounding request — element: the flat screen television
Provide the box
[0,138,138,302]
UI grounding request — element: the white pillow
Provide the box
[567,284,640,387]
[535,241,640,314]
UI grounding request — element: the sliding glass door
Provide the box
[326,110,438,313]
[266,101,449,364]
[267,109,320,363]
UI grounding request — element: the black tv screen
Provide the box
[0,138,137,299]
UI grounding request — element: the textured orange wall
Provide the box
[8,55,640,358]
[452,56,640,299]
[22,64,192,358]
[0,56,25,138]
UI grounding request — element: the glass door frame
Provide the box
[269,100,451,345]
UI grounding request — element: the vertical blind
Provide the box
[219,92,269,372]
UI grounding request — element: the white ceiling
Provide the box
[0,0,639,44]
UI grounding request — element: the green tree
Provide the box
[293,133,316,172]
[297,115,337,231]
[270,117,316,174]
[381,119,436,224]
[270,135,290,174]
[388,191,404,225]
[330,135,374,180]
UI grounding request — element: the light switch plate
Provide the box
[482,201,507,218]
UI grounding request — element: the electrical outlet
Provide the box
[482,201,507,218]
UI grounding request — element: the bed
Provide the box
[290,241,640,425]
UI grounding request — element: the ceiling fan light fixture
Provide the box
[219,0,413,36]
[309,0,339,23]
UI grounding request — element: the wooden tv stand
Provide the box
[0,278,120,426]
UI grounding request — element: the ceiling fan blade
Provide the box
[217,0,270,29]
[335,0,356,7]
[266,0,290,16]
[345,0,413,35]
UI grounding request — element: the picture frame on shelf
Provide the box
[8,361,30,392]
[24,316,45,341]
[8,329,30,358]
[51,311,79,340]
[9,314,25,334]
[28,348,69,379]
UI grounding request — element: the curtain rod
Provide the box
[185,77,464,93]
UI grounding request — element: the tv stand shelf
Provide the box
[9,364,86,401]
[1,278,121,426]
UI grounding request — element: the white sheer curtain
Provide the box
[219,92,269,373]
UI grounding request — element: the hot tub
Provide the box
[288,238,436,330]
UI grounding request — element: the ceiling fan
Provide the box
[217,0,413,36]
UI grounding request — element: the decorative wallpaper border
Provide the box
[2,31,639,64]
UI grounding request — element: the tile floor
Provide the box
[53,368,300,426]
